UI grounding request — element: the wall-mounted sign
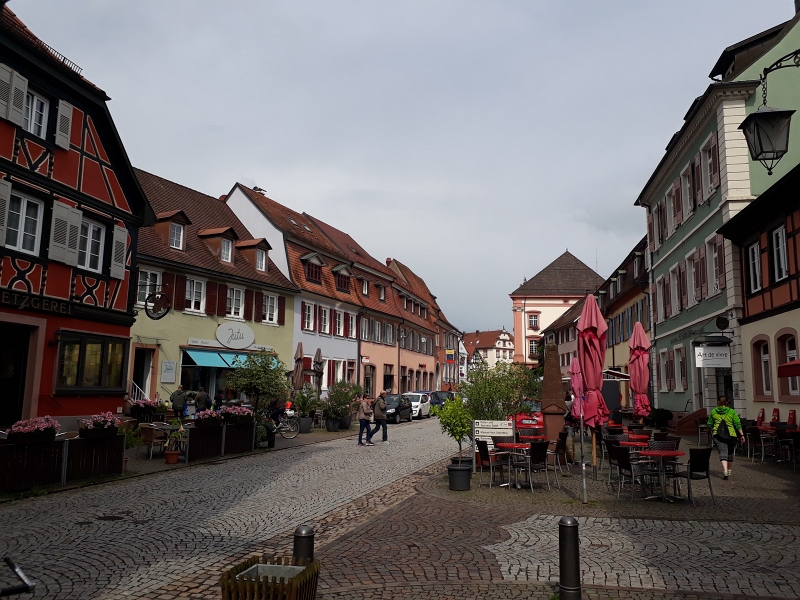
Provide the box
[161,360,177,384]
[473,419,513,452]
[695,345,731,368]
[187,337,271,352]
[418,363,427,369]
[361,356,370,363]
[1,289,71,315]
[216,322,256,350]
[445,349,455,363]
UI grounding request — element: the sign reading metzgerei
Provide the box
[695,345,731,368]
[473,419,513,452]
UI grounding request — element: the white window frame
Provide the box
[303,302,315,331]
[385,323,393,345]
[748,242,761,293]
[680,164,693,219]
[665,191,675,238]
[673,345,684,392]
[77,217,105,273]
[656,276,665,323]
[786,337,799,395]
[185,278,206,313]
[360,317,369,341]
[403,297,407,310]
[348,313,357,338]
[362,279,369,296]
[685,249,698,307]
[669,264,680,316]
[761,342,772,396]
[262,294,278,324]
[221,238,232,263]
[5,193,43,256]
[319,307,330,334]
[528,340,536,357]
[169,223,183,250]
[255,249,266,271]
[700,133,716,201]
[379,286,385,301]
[773,226,788,283]
[335,310,344,336]
[706,236,720,296]
[136,269,160,305]
[226,286,244,319]
[24,90,48,139]
[659,350,669,392]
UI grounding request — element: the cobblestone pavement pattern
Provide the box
[0,419,454,599]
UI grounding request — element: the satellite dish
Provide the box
[716,315,729,330]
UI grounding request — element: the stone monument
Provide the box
[541,343,566,441]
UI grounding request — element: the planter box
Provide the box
[221,556,319,600]
[195,419,222,427]
[186,425,223,463]
[7,430,57,444]
[338,415,352,430]
[325,418,340,432]
[447,464,472,491]
[298,417,313,434]
[79,427,119,439]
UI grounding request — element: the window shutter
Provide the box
[664,273,671,318]
[244,289,254,321]
[161,273,175,306]
[710,131,720,189]
[254,291,263,323]
[217,284,227,317]
[303,357,312,370]
[331,309,337,334]
[54,100,73,150]
[109,224,127,279]
[301,301,307,329]
[0,179,9,246]
[716,234,726,290]
[277,296,285,325]
[687,166,695,214]
[699,245,708,298]
[7,70,27,126]
[656,356,661,390]
[679,261,688,308]
[680,348,688,390]
[174,275,186,311]
[0,64,12,123]
[327,359,335,387]
[673,179,683,225]
[316,305,321,332]
[694,153,703,205]
[669,352,676,391]
[50,203,82,266]
[205,282,218,315]
[660,202,668,242]
[343,311,349,335]
[650,282,657,321]
[48,200,71,261]
[647,212,654,252]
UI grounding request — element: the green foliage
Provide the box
[458,361,530,422]
[324,380,363,420]
[293,384,318,417]
[169,418,183,428]
[437,396,473,462]
[122,427,142,450]
[227,351,291,419]
[254,425,268,444]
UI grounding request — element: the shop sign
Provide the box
[361,356,370,363]
[445,349,455,363]
[1,289,71,315]
[187,337,271,352]
[161,360,177,383]
[695,345,731,368]
[216,322,256,350]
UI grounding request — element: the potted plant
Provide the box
[164,428,185,464]
[255,422,276,449]
[437,396,473,491]
[7,416,61,444]
[293,385,317,434]
[220,405,254,424]
[78,412,120,438]
[325,381,363,432]
[130,398,158,418]
[194,409,222,427]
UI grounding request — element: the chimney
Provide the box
[475,330,479,335]
[385,258,391,266]
[218,195,226,202]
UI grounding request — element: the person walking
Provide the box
[707,396,745,480]
[170,385,187,420]
[195,387,209,412]
[357,394,374,446]
[213,389,224,410]
[369,391,389,444]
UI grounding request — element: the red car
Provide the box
[514,399,543,430]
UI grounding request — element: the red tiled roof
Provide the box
[134,169,296,291]
[463,329,513,352]
[511,251,604,297]
[285,241,363,305]
[198,226,238,239]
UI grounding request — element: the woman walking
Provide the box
[357,395,375,447]
[707,396,745,480]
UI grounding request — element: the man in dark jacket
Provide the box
[170,385,187,419]
[369,391,389,443]
[195,387,209,412]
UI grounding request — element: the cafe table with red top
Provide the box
[518,435,548,441]
[620,441,648,456]
[639,450,685,502]
[628,434,650,442]
[495,443,532,489]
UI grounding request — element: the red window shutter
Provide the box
[694,153,703,205]
[174,275,186,311]
[687,165,696,213]
[710,131,720,188]
[327,359,334,387]
[344,312,349,336]
[205,282,218,315]
[217,284,228,317]
[679,261,688,308]
[277,296,285,326]
[647,213,655,252]
[316,305,321,332]
[650,282,657,319]
[699,245,708,298]
[680,348,688,390]
[669,352,676,391]
[254,291,263,323]
[301,301,306,330]
[673,179,683,225]
[331,309,337,334]
[244,289,254,321]
[161,273,175,305]
[716,234,726,290]
[303,357,312,370]
[663,273,671,318]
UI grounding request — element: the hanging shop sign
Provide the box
[161,360,177,384]
[694,345,731,368]
[215,322,256,350]
[445,349,455,363]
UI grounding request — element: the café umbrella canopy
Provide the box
[739,105,796,175]
[628,321,652,419]
[292,342,305,391]
[576,294,609,429]
[569,357,583,422]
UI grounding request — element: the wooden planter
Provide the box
[7,430,57,444]
[79,426,119,439]
[195,419,222,427]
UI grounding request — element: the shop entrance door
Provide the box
[132,348,154,399]
[0,323,30,427]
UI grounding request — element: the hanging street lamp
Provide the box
[739,48,800,175]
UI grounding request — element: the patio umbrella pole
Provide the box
[591,428,597,480]
[580,403,587,504]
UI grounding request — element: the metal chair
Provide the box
[615,446,655,500]
[672,447,715,506]
[528,440,558,490]
[548,433,569,473]
[476,439,505,488]
[138,424,167,459]
[695,418,711,446]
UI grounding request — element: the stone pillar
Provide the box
[541,343,566,441]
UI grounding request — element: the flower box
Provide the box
[194,418,222,427]
[79,426,119,439]
[7,430,57,444]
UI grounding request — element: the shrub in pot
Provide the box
[78,412,120,438]
[8,416,60,444]
[194,409,222,427]
[436,397,473,491]
[324,381,362,432]
[293,385,318,434]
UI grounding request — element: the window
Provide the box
[528,314,539,329]
[371,320,381,343]
[674,348,684,392]
[305,261,321,283]
[361,317,369,340]
[56,333,127,391]
[633,257,639,278]
[5,194,42,255]
[403,297,408,310]
[77,219,105,272]
[362,279,369,296]
[773,226,788,282]
[169,223,183,250]
[761,343,772,396]
[221,238,232,263]
[348,313,357,338]
[681,166,693,219]
[686,255,697,306]
[261,294,277,323]
[335,310,343,336]
[700,133,719,200]
[185,279,205,312]
[786,336,799,395]
[23,91,48,138]
[384,323,393,345]
[665,191,675,237]
[379,286,385,301]
[670,266,680,315]
[748,243,761,293]
[256,249,266,271]
[659,351,668,392]
[226,287,243,318]
[303,303,315,331]
[137,269,160,304]
[319,307,329,334]
[528,340,536,357]
[336,273,350,292]
[707,240,720,294]
[656,277,665,322]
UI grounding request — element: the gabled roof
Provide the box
[541,296,586,335]
[511,252,604,297]
[709,20,789,81]
[285,240,362,305]
[134,169,296,292]
[463,329,513,352]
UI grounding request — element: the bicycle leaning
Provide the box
[274,413,299,439]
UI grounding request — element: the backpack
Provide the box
[714,411,732,442]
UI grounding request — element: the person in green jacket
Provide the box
[707,396,745,480]
[170,385,187,419]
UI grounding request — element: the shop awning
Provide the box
[778,359,800,378]
[185,349,230,368]
[219,351,248,367]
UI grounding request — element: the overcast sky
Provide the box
[14,1,793,333]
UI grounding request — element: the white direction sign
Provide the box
[473,419,513,452]
[695,345,731,368]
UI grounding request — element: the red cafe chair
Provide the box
[757,409,765,426]
[788,410,796,427]
[772,408,780,423]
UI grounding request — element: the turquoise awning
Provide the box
[219,352,247,367]
[185,349,229,368]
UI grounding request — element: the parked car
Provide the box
[404,392,431,419]
[514,399,543,430]
[385,394,412,424]
[430,391,455,408]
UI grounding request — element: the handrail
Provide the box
[129,380,149,403]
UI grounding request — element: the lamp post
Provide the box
[739,48,800,175]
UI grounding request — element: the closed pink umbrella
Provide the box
[569,357,583,421]
[628,321,652,418]
[577,295,609,430]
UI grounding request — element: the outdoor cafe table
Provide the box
[639,450,684,502]
[620,440,648,458]
[519,435,548,441]
[495,443,531,489]
[628,434,651,442]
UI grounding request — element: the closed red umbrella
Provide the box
[628,321,651,418]
[569,357,583,421]
[577,294,609,429]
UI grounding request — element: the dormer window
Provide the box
[379,286,385,301]
[306,262,321,282]
[221,238,232,262]
[303,225,312,232]
[362,279,369,296]
[24,91,48,138]
[336,273,350,292]
[169,223,184,250]
[289,218,298,226]
[403,297,408,310]
[256,249,266,271]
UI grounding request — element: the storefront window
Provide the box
[57,338,81,387]
[105,341,125,388]
[56,333,128,392]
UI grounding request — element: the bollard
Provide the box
[558,516,581,600]
[293,525,315,561]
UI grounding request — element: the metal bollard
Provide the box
[293,525,315,561]
[558,516,581,600]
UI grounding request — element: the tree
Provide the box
[458,361,529,421]
[226,352,291,421]
[324,380,363,420]
[435,396,472,464]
